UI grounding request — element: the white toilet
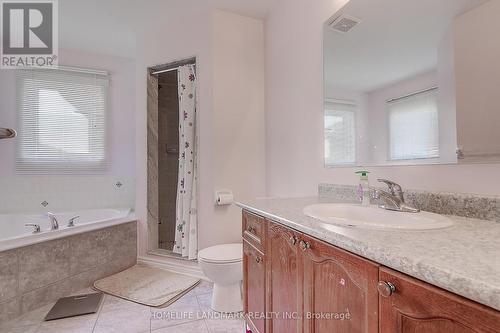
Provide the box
[198,243,243,313]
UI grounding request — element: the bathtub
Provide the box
[0,209,137,320]
[0,208,135,251]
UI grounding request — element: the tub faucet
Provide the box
[372,179,420,213]
[47,212,59,230]
[67,216,80,227]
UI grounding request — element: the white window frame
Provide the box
[324,98,357,167]
[16,67,109,173]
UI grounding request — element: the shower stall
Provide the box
[157,69,179,251]
[147,57,198,260]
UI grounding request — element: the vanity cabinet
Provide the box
[242,209,500,333]
[301,234,379,332]
[242,211,267,333]
[379,267,500,333]
[243,240,266,333]
[267,222,302,333]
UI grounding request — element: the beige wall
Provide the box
[211,10,266,247]
[265,0,500,197]
[455,0,500,159]
[135,3,266,255]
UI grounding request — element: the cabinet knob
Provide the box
[289,236,298,245]
[377,281,396,297]
[247,226,255,233]
[299,240,311,251]
[255,256,262,264]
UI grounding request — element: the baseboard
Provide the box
[138,254,208,280]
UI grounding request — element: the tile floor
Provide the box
[0,281,246,333]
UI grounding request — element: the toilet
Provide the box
[198,243,243,313]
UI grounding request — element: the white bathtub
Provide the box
[0,208,135,252]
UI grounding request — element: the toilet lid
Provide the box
[198,243,243,264]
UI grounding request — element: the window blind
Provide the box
[324,100,356,165]
[388,88,439,161]
[16,68,109,173]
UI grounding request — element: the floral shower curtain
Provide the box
[173,64,198,260]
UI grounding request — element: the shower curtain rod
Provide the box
[386,86,438,103]
[150,67,179,75]
[151,63,196,76]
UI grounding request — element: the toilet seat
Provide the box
[198,243,242,264]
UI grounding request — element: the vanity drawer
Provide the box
[242,210,266,252]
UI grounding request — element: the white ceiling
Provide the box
[207,0,277,18]
[59,0,137,58]
[324,0,489,93]
[59,0,276,58]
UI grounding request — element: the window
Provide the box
[388,88,439,161]
[17,68,109,172]
[324,100,356,166]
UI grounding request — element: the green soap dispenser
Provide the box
[355,171,370,206]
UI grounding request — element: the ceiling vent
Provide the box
[328,14,361,33]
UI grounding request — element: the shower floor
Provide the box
[158,240,176,251]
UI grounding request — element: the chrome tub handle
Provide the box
[25,224,41,233]
[68,216,80,227]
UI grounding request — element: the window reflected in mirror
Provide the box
[323,0,500,167]
[324,100,356,166]
[388,88,439,161]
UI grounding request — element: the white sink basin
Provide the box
[303,204,453,230]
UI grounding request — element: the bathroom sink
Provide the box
[303,204,453,230]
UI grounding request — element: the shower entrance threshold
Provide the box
[148,248,198,262]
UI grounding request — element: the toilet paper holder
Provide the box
[215,190,234,206]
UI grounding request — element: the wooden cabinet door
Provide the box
[267,221,302,333]
[379,267,500,333]
[243,240,266,333]
[301,235,379,333]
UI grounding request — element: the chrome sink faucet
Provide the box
[372,179,420,213]
[47,212,59,230]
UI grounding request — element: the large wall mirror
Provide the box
[323,0,500,167]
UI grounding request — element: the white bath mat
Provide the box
[93,264,200,307]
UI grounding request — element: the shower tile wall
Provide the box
[157,71,179,250]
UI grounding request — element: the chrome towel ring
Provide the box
[0,128,17,139]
